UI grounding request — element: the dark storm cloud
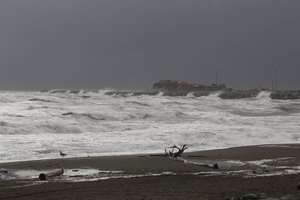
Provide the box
[0,0,299,90]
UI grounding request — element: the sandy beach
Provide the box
[1,144,300,200]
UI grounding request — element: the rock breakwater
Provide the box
[104,80,300,100]
[105,90,300,100]
[219,90,260,99]
[270,91,300,100]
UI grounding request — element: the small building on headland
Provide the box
[153,80,226,92]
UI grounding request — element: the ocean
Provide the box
[0,90,299,163]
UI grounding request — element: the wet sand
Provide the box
[1,144,300,200]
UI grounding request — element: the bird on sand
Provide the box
[59,151,67,157]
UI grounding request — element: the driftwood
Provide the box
[164,145,219,169]
[165,144,188,158]
[39,169,64,180]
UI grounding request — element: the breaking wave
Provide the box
[0,90,300,162]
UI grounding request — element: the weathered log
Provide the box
[39,169,64,180]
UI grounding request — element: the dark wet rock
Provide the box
[257,193,268,199]
[130,91,158,96]
[69,90,80,94]
[106,81,300,100]
[242,193,258,200]
[105,90,210,97]
[162,91,189,96]
[219,90,260,99]
[49,90,68,93]
[297,182,300,190]
[280,195,297,200]
[270,91,300,100]
[153,80,226,92]
[193,91,211,97]
[253,169,270,174]
[213,163,219,169]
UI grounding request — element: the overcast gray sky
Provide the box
[0,0,299,90]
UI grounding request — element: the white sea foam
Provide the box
[0,90,300,163]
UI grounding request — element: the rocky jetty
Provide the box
[104,90,210,97]
[104,80,300,100]
[219,89,261,99]
[270,91,300,100]
[153,80,226,92]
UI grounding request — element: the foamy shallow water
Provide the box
[0,90,300,163]
[2,157,300,183]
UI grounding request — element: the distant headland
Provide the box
[106,80,300,100]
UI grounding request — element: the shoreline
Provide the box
[1,144,300,200]
[1,143,299,166]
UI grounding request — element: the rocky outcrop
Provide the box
[105,80,300,100]
[153,80,226,92]
[104,91,210,97]
[219,89,261,99]
[270,91,300,100]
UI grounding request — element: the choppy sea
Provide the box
[0,90,299,163]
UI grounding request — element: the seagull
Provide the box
[59,151,67,157]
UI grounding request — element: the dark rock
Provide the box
[242,193,258,200]
[153,80,226,92]
[219,90,260,99]
[193,91,211,97]
[253,169,270,174]
[257,193,268,199]
[213,163,219,169]
[69,90,80,94]
[270,90,300,100]
[280,195,297,200]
